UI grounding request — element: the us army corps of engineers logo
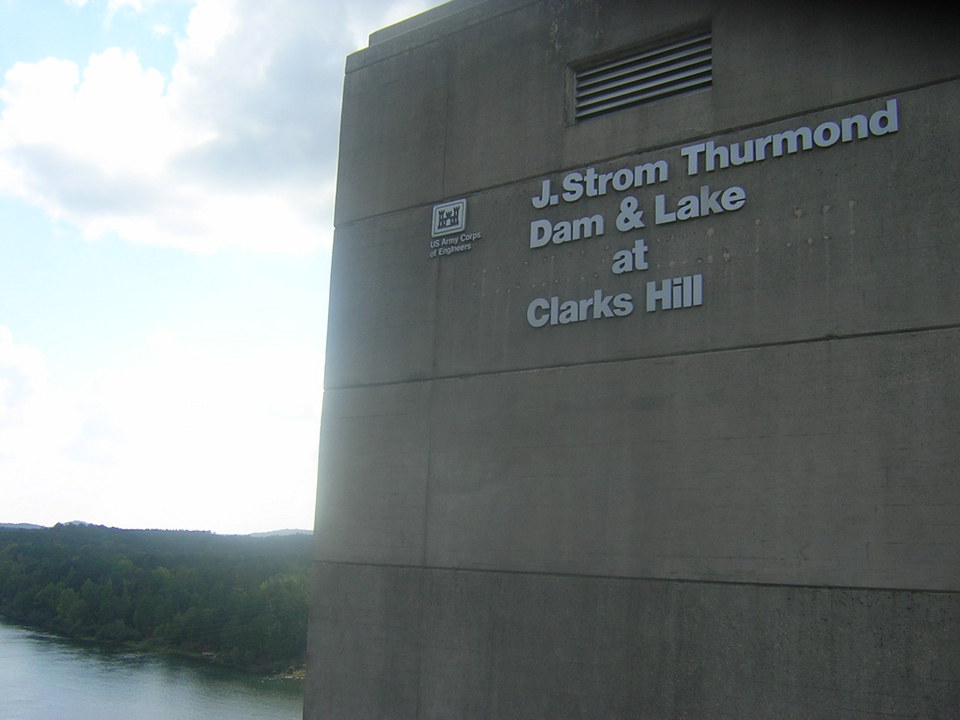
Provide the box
[432,198,466,236]
[428,198,482,258]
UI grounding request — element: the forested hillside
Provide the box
[0,524,311,674]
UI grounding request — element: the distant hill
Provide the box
[246,529,312,537]
[0,522,312,536]
[0,523,311,674]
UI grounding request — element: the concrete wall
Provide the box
[308,564,958,719]
[307,1,960,717]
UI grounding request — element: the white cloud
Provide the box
[176,0,238,62]
[1,50,197,175]
[1,0,436,255]
[0,325,323,533]
[0,0,441,532]
[108,0,156,13]
[74,328,324,532]
[0,328,91,524]
[0,326,52,429]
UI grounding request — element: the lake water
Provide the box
[0,620,303,720]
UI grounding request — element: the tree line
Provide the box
[0,523,311,675]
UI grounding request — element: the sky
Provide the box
[0,0,442,535]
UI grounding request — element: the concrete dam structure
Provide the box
[305,1,960,717]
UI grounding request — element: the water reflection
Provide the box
[0,621,302,720]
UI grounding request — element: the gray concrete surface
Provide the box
[307,563,959,719]
[307,1,960,717]
[317,328,960,590]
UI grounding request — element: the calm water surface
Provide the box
[0,620,302,720]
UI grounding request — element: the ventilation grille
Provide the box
[574,32,712,120]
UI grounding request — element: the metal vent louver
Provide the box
[574,32,712,120]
